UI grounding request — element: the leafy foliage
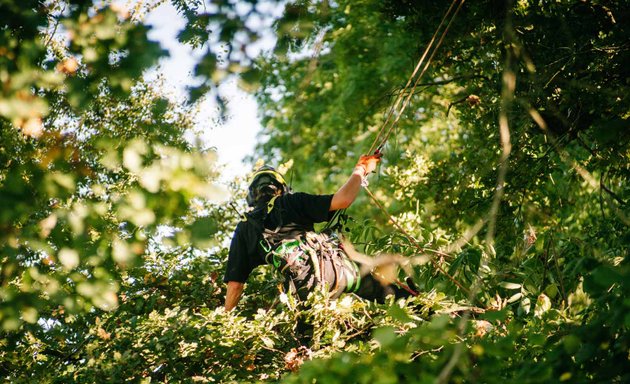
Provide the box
[0,0,223,380]
[1,0,629,383]
[250,0,629,382]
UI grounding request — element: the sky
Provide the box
[145,3,262,180]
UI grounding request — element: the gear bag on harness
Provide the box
[261,231,361,300]
[255,197,361,300]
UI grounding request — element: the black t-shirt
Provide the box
[223,192,334,283]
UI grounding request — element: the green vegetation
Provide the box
[1,0,628,382]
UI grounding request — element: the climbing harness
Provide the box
[262,232,362,300]
[255,195,361,301]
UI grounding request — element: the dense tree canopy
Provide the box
[1,0,628,382]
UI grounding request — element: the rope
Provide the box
[357,1,471,294]
[363,186,471,296]
[368,0,466,154]
[367,0,459,153]
[395,279,419,297]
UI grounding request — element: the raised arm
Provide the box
[330,153,382,211]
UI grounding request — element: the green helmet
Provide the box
[246,165,289,206]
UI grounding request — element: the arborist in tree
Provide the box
[224,155,417,311]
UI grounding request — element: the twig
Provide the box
[43,4,66,49]
[485,55,515,254]
[600,176,627,206]
[550,233,567,303]
[411,346,444,360]
[446,95,469,116]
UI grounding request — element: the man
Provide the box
[224,155,415,311]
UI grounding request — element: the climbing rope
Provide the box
[368,0,466,154]
[362,0,469,295]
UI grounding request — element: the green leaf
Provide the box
[528,333,546,347]
[534,294,551,318]
[387,304,411,323]
[190,216,218,240]
[480,309,508,322]
[448,252,464,275]
[591,265,623,288]
[372,326,397,348]
[562,334,581,355]
[544,283,559,299]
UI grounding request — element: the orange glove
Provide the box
[355,152,383,176]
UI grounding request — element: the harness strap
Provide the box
[330,250,340,293]
[343,257,361,293]
[267,195,279,214]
